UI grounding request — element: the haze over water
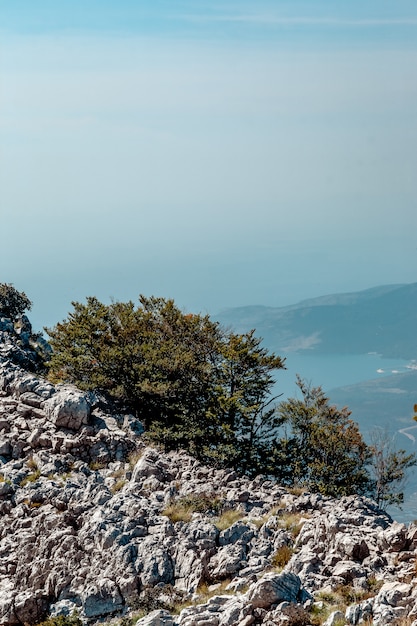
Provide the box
[1,1,416,329]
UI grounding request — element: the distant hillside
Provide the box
[216,283,417,359]
[329,369,417,436]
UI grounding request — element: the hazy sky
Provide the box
[1,0,416,331]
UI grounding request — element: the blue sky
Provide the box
[1,1,416,331]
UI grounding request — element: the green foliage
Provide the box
[45,293,415,502]
[369,429,417,507]
[276,377,371,497]
[46,295,285,474]
[0,282,32,320]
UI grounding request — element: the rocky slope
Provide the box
[1,319,417,626]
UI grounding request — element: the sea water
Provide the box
[274,352,410,400]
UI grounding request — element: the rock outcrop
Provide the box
[0,323,416,626]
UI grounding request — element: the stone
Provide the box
[44,388,91,430]
[246,572,301,608]
[135,609,175,626]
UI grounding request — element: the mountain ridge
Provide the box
[215,282,417,359]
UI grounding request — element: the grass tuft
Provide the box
[214,509,243,531]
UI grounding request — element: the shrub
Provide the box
[46,295,285,478]
[271,545,293,569]
[0,283,32,320]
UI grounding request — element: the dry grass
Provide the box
[128,449,144,471]
[214,509,244,531]
[26,456,39,471]
[19,469,41,487]
[278,511,307,537]
[287,485,307,496]
[111,479,127,494]
[89,460,106,471]
[271,544,294,569]
[194,579,234,603]
[163,494,223,524]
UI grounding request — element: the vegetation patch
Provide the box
[278,511,308,537]
[214,508,244,531]
[279,603,321,626]
[111,479,127,494]
[128,449,143,471]
[36,612,82,626]
[126,585,187,620]
[89,460,106,471]
[20,469,41,487]
[271,544,294,569]
[194,579,234,604]
[163,493,223,523]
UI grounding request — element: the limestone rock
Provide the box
[43,388,91,430]
[0,346,417,626]
[246,572,301,608]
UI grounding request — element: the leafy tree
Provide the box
[276,377,371,497]
[368,429,417,507]
[46,296,285,472]
[205,330,285,475]
[0,283,32,320]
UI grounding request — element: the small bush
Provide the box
[271,545,293,569]
[128,585,186,618]
[0,283,32,320]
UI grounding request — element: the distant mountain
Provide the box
[329,368,417,436]
[216,283,417,359]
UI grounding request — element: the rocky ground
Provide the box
[1,320,417,626]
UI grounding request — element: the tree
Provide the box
[46,295,285,473]
[206,330,285,475]
[276,377,371,497]
[0,283,32,320]
[369,429,417,507]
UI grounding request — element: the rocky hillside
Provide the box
[1,319,417,626]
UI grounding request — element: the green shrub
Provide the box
[0,283,32,320]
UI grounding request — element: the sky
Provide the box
[1,0,417,332]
